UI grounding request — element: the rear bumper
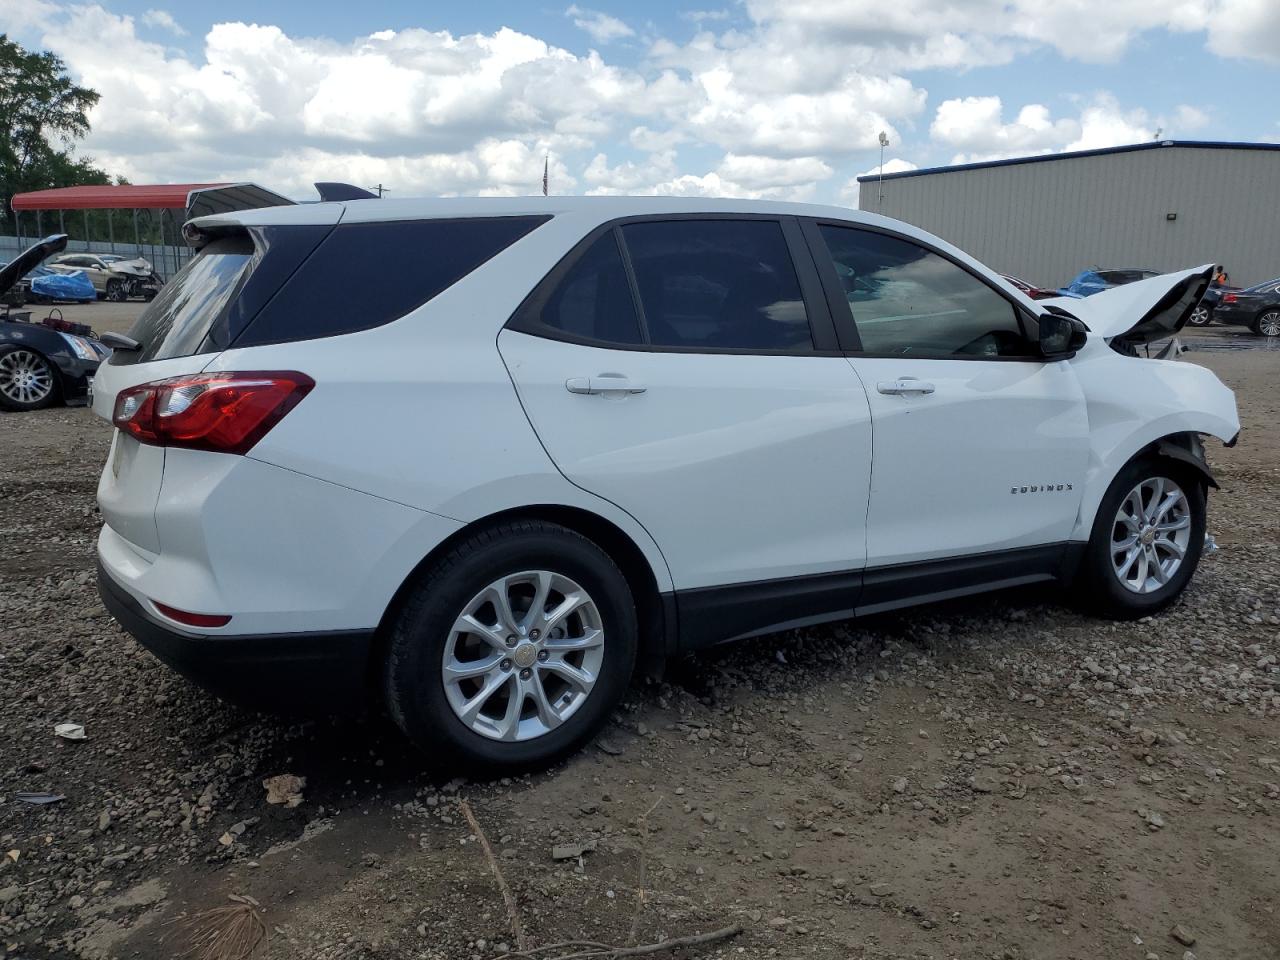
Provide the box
[98,558,375,712]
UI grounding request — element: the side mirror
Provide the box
[1039,313,1088,358]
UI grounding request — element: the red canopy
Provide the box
[11,183,229,211]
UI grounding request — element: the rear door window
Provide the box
[620,220,813,352]
[535,231,643,345]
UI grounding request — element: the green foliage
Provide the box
[0,33,111,231]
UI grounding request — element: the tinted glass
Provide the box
[237,216,548,348]
[118,235,254,364]
[819,225,1029,358]
[621,220,812,351]
[1246,276,1280,293]
[538,232,642,345]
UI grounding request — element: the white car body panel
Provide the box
[499,329,874,589]
[90,196,1238,652]
[846,356,1089,567]
[1064,335,1239,541]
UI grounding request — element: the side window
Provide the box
[620,220,812,352]
[537,231,643,345]
[818,225,1031,358]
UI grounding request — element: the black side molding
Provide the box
[675,544,1068,651]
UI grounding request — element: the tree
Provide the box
[0,33,109,226]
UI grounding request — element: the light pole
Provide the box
[877,131,889,210]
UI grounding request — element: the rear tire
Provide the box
[1252,309,1280,337]
[1074,456,1206,620]
[1187,304,1212,326]
[383,521,637,772]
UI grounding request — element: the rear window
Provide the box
[235,216,549,348]
[114,215,548,363]
[119,235,254,364]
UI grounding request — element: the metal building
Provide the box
[857,140,1280,288]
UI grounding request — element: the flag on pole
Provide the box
[542,155,549,197]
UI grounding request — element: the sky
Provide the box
[1,0,1278,205]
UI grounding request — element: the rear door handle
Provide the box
[565,375,647,396]
[876,377,935,396]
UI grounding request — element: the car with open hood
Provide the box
[0,235,112,411]
[90,197,1238,771]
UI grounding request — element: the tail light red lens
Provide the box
[1223,293,1237,304]
[112,371,314,454]
[152,601,232,628]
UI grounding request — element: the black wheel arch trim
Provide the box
[1154,436,1218,489]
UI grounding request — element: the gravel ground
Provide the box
[1,320,1277,960]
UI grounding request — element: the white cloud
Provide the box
[1204,0,1280,63]
[140,8,186,36]
[565,5,634,44]
[931,96,1079,154]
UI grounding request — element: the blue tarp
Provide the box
[31,269,96,302]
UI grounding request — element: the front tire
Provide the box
[1252,309,1280,337]
[0,345,59,412]
[1074,456,1206,619]
[384,521,637,771]
[104,279,126,302]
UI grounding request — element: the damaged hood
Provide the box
[1040,264,1214,343]
[0,234,68,297]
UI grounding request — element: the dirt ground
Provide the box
[1,308,1277,960]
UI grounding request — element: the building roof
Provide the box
[855,140,1280,184]
[11,183,233,211]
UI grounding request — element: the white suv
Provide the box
[92,198,1239,770]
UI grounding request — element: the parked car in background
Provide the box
[1001,274,1057,299]
[1059,267,1162,299]
[0,236,111,411]
[1189,282,1242,326]
[47,252,163,301]
[90,197,1236,771]
[1211,275,1280,337]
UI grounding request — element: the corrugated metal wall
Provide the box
[860,146,1280,288]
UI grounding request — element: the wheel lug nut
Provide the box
[530,629,540,640]
[500,659,512,671]
[505,636,517,647]
[537,650,549,662]
[519,668,532,680]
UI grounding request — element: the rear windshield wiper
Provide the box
[99,332,141,351]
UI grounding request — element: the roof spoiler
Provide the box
[314,182,378,202]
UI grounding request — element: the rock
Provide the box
[68,895,86,909]
[551,840,596,861]
[97,809,112,832]
[594,737,624,756]
[0,885,19,905]
[263,774,306,807]
[1171,924,1196,947]
[700,811,717,825]
[869,882,893,896]
[892,777,908,794]
[748,753,771,767]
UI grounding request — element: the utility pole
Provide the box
[542,155,549,197]
[877,131,889,210]
[368,183,389,198]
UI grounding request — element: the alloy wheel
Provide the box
[441,570,605,742]
[1110,476,1192,594]
[1258,311,1280,337]
[0,349,54,406]
[1188,305,1210,326]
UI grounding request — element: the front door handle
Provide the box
[876,377,935,396]
[565,375,647,396]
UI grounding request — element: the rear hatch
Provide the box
[92,206,343,553]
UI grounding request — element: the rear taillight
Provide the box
[112,371,314,454]
[1223,293,1237,304]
